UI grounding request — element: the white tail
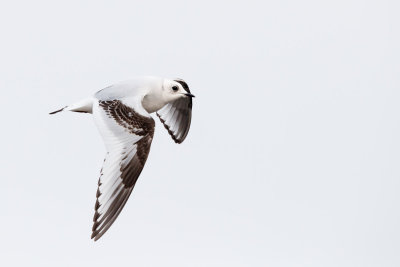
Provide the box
[50,98,94,115]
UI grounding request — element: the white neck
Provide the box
[142,91,167,113]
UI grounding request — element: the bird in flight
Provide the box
[50,76,194,241]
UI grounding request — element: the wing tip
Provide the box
[91,220,104,241]
[156,112,185,144]
[91,231,101,241]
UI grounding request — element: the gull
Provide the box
[50,76,194,241]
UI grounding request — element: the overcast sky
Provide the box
[1,0,399,266]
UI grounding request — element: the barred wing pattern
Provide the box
[91,100,155,241]
[156,79,193,143]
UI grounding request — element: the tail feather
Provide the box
[49,106,67,115]
[49,98,94,115]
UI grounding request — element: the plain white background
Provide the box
[1,0,399,266]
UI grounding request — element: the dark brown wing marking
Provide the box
[99,100,154,136]
[91,100,155,241]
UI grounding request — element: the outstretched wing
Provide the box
[156,79,193,143]
[91,100,155,241]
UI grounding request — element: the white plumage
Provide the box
[50,76,194,240]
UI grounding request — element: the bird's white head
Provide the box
[142,78,194,113]
[161,79,194,102]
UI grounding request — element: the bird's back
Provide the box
[94,76,163,101]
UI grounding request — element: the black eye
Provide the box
[172,86,178,91]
